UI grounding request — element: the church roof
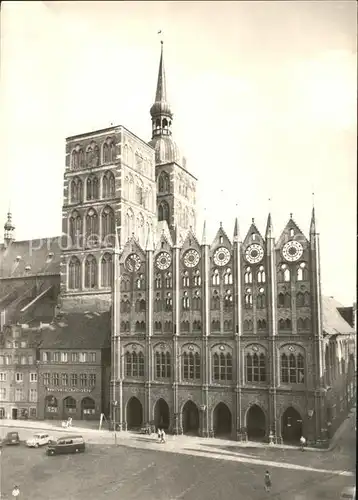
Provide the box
[39,311,111,350]
[322,296,355,336]
[0,237,61,279]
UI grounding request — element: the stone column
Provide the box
[173,230,181,434]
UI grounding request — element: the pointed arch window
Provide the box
[296,262,308,281]
[213,351,232,381]
[84,255,97,289]
[135,321,146,332]
[155,351,171,379]
[223,319,232,332]
[244,288,253,309]
[125,350,144,378]
[101,253,113,287]
[154,321,162,332]
[212,269,220,286]
[296,292,304,308]
[224,268,233,285]
[69,211,82,246]
[281,352,305,384]
[86,175,99,200]
[158,171,170,193]
[257,266,266,283]
[182,271,190,287]
[68,256,81,290]
[246,352,266,382]
[120,299,131,313]
[103,138,115,164]
[102,171,115,198]
[182,291,190,310]
[278,263,290,282]
[70,177,83,203]
[193,270,201,286]
[121,321,130,332]
[164,321,172,333]
[257,319,267,330]
[155,274,162,289]
[192,292,201,310]
[158,201,170,224]
[257,289,266,309]
[181,320,190,332]
[278,318,292,331]
[224,290,233,310]
[243,319,253,332]
[182,351,201,380]
[211,320,220,332]
[165,272,172,288]
[211,292,220,310]
[76,149,84,169]
[101,206,115,241]
[165,292,172,311]
[135,298,146,313]
[154,297,162,312]
[85,208,99,243]
[244,267,253,284]
[71,150,79,170]
[192,320,201,332]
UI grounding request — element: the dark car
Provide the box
[1,431,20,445]
[46,435,85,456]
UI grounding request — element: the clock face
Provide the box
[213,247,231,267]
[245,244,264,264]
[183,249,200,268]
[156,252,172,270]
[282,241,303,262]
[125,253,141,272]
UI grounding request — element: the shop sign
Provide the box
[45,387,93,393]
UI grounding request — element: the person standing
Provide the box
[160,429,166,443]
[157,428,161,442]
[264,471,272,493]
[300,435,306,451]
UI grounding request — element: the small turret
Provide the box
[201,220,208,246]
[4,211,15,247]
[233,217,240,243]
[310,206,317,235]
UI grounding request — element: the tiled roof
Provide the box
[39,311,111,350]
[322,296,355,336]
[0,237,61,279]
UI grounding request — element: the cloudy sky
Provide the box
[0,1,356,305]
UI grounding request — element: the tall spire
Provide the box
[310,206,317,235]
[201,220,207,246]
[265,213,274,239]
[233,217,240,243]
[155,41,167,103]
[150,42,173,139]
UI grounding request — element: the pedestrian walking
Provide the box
[300,435,306,451]
[157,428,161,442]
[160,429,166,443]
[12,485,20,498]
[264,471,271,493]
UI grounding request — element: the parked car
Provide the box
[46,435,85,456]
[1,431,20,446]
[26,433,53,448]
[340,486,356,500]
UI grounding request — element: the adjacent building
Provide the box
[0,324,41,419]
[37,312,110,421]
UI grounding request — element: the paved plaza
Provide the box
[0,409,355,500]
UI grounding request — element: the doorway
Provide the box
[154,398,170,430]
[182,400,200,435]
[12,408,18,420]
[246,404,266,441]
[213,403,232,437]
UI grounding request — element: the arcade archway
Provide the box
[126,397,143,429]
[154,398,170,430]
[213,403,232,437]
[282,407,303,444]
[182,400,200,435]
[246,404,266,441]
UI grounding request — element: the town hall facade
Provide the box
[0,43,355,446]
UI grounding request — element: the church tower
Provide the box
[149,42,197,243]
